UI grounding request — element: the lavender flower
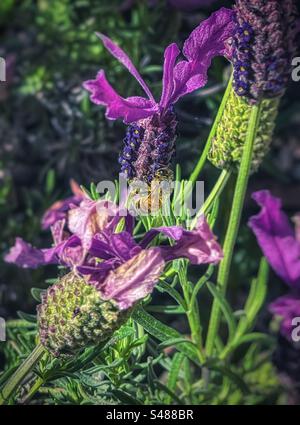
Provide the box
[5,198,222,355]
[249,190,300,339]
[249,191,300,286]
[231,0,299,102]
[83,8,234,183]
[5,198,223,310]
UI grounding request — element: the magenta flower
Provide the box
[249,191,300,287]
[249,190,300,339]
[269,294,300,340]
[84,8,233,124]
[5,200,223,310]
[83,8,234,183]
[42,180,84,230]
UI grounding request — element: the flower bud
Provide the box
[208,87,279,171]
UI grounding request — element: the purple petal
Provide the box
[77,258,119,287]
[110,232,141,261]
[96,33,155,102]
[68,199,118,251]
[159,43,181,109]
[42,195,83,230]
[249,191,300,287]
[56,235,84,267]
[51,219,66,245]
[83,70,157,123]
[100,248,165,310]
[140,225,184,249]
[42,181,84,230]
[269,294,300,340]
[89,237,115,260]
[158,216,223,265]
[90,231,141,262]
[4,238,59,269]
[169,8,235,104]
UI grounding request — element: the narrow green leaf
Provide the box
[166,353,185,404]
[158,338,197,350]
[145,305,185,314]
[90,182,99,200]
[189,265,214,311]
[231,333,274,350]
[17,311,37,324]
[31,287,45,303]
[112,389,142,405]
[206,361,249,394]
[238,257,269,335]
[157,280,187,310]
[154,380,185,405]
[45,169,55,195]
[132,308,200,366]
[206,282,237,343]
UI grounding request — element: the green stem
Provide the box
[205,103,263,356]
[190,168,231,229]
[0,343,46,405]
[21,376,44,404]
[189,74,233,185]
[179,266,205,364]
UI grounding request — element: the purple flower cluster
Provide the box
[5,195,223,311]
[84,9,235,181]
[231,0,299,102]
[119,124,144,179]
[249,191,300,339]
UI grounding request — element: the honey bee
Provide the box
[129,168,174,215]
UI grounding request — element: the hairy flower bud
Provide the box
[232,0,298,103]
[208,87,280,171]
[38,273,131,356]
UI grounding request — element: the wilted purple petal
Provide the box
[42,196,82,230]
[77,258,119,287]
[51,220,66,245]
[68,199,118,251]
[90,231,141,262]
[96,33,155,102]
[83,71,157,124]
[110,232,141,261]
[170,8,235,104]
[4,238,59,269]
[269,294,300,340]
[42,180,84,230]
[56,235,84,267]
[249,191,300,287]
[158,215,223,265]
[100,248,165,310]
[140,225,184,249]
